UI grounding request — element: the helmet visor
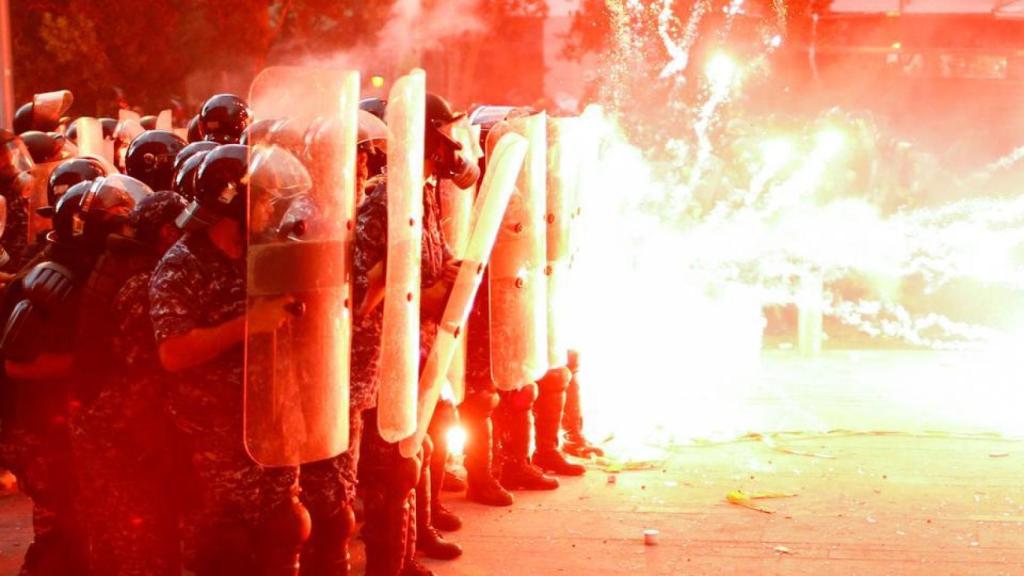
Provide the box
[357,110,388,152]
[4,138,34,175]
[249,145,312,201]
[81,174,154,217]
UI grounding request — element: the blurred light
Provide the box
[371,75,385,89]
[769,35,783,49]
[706,54,738,91]
[761,138,794,169]
[815,128,846,159]
[446,425,466,456]
[891,41,902,50]
[724,0,745,15]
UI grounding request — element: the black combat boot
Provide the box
[415,437,462,561]
[533,368,586,476]
[300,504,355,576]
[462,391,514,506]
[562,351,604,458]
[496,403,558,491]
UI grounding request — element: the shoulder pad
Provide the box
[0,299,41,362]
[1,262,78,362]
[23,261,77,311]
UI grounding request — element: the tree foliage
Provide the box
[11,0,397,116]
[11,0,550,117]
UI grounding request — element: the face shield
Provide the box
[76,174,154,238]
[250,145,313,201]
[249,145,312,237]
[32,91,74,127]
[357,110,388,154]
[3,138,34,175]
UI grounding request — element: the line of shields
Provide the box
[242,66,603,468]
[27,102,178,241]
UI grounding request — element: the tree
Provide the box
[10,0,394,118]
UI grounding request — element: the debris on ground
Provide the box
[726,490,798,514]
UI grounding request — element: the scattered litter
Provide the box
[867,516,877,524]
[598,459,661,473]
[727,490,797,514]
[643,529,659,546]
[665,481,678,487]
[773,545,793,555]
[607,474,617,485]
[989,452,1010,458]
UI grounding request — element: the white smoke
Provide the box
[291,0,486,75]
[378,0,486,62]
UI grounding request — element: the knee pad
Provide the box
[501,384,538,412]
[538,367,571,393]
[260,496,312,551]
[315,504,357,542]
[461,390,500,418]
[390,455,421,493]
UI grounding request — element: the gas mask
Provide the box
[436,145,480,190]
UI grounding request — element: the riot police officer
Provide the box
[74,189,187,576]
[354,92,475,576]
[0,178,111,575]
[149,145,307,576]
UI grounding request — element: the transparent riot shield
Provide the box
[74,117,107,162]
[244,66,359,467]
[544,117,583,369]
[156,110,173,131]
[32,91,73,127]
[27,161,60,240]
[440,119,483,405]
[378,69,426,443]
[399,132,528,457]
[439,177,471,404]
[489,113,549,391]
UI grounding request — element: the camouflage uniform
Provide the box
[72,271,180,576]
[71,191,190,574]
[149,231,299,575]
[0,242,91,576]
[354,179,450,576]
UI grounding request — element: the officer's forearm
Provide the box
[5,353,74,381]
[158,315,246,373]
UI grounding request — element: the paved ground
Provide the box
[0,350,1022,574]
[429,432,1024,576]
